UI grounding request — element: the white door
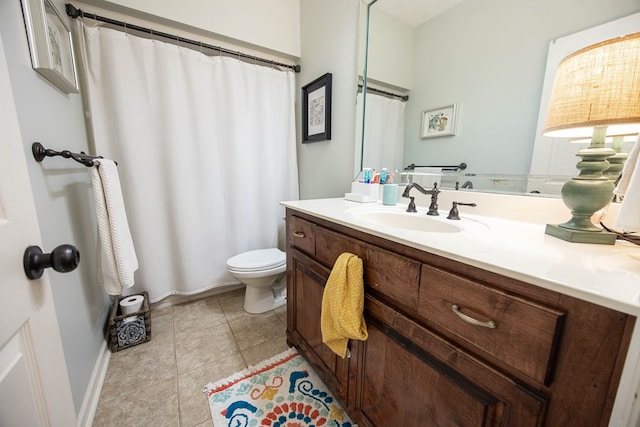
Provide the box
[0,35,76,426]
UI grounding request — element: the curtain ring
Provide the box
[123,19,127,35]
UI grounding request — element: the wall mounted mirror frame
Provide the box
[357,0,640,197]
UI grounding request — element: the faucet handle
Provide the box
[447,201,476,220]
[427,188,440,216]
[406,196,417,213]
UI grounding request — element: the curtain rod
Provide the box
[357,84,408,101]
[65,4,301,73]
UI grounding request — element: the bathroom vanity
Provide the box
[282,193,640,426]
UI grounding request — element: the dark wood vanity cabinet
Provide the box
[285,208,635,427]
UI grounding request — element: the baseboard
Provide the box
[150,283,244,311]
[76,340,111,427]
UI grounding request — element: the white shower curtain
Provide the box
[354,91,406,176]
[77,24,298,302]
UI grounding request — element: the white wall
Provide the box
[366,6,414,90]
[298,0,361,199]
[401,0,640,175]
[84,0,301,58]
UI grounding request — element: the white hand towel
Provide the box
[613,135,640,232]
[90,159,139,295]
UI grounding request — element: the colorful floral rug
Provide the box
[204,347,356,427]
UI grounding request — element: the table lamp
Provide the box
[542,32,640,244]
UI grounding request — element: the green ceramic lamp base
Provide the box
[545,127,617,245]
[545,224,616,245]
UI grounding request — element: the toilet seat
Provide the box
[226,248,285,272]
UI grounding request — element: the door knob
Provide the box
[23,244,80,280]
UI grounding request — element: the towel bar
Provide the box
[32,142,116,167]
[405,162,467,172]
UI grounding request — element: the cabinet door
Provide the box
[286,248,349,402]
[350,297,547,427]
[315,226,421,311]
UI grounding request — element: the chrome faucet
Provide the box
[402,182,440,216]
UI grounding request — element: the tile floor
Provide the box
[92,288,289,426]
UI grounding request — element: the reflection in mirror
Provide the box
[357,0,640,196]
[355,0,411,179]
[354,90,406,176]
[401,171,574,196]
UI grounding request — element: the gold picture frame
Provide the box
[20,0,78,93]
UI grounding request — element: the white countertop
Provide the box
[282,195,640,315]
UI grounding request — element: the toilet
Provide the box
[226,248,287,314]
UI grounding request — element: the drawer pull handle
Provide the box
[293,231,305,238]
[451,304,496,329]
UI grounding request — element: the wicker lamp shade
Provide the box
[543,32,640,139]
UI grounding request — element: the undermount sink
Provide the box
[348,206,489,234]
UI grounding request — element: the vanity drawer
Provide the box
[418,265,565,385]
[288,215,316,255]
[316,227,421,311]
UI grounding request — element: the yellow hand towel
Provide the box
[321,252,368,358]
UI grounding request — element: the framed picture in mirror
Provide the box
[421,104,459,138]
[302,73,332,143]
[20,0,79,94]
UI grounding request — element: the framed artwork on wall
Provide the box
[302,73,332,143]
[20,0,79,93]
[421,103,459,138]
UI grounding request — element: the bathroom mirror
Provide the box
[357,0,640,196]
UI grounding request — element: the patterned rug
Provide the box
[204,347,356,427]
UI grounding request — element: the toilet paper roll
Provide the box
[120,295,144,315]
